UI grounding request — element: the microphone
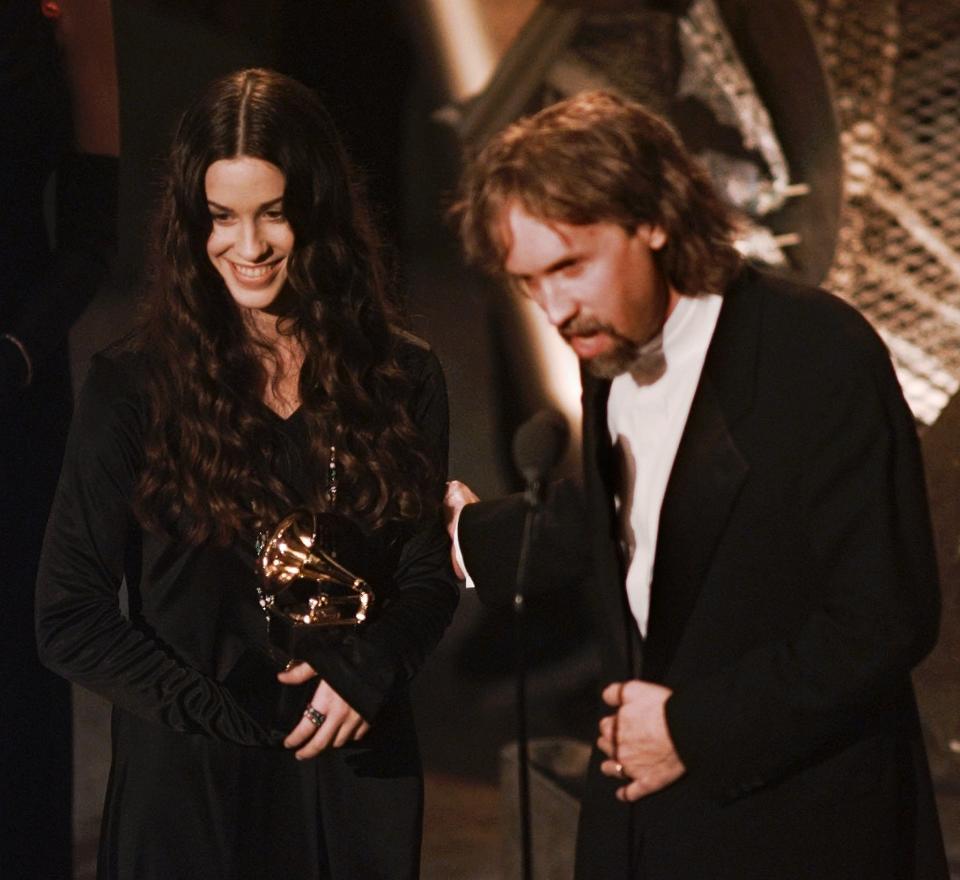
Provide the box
[512,408,569,504]
[509,408,569,880]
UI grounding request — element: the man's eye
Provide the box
[516,278,541,301]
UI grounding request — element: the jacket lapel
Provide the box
[642,268,762,681]
[582,373,643,676]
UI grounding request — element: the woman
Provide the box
[36,68,458,880]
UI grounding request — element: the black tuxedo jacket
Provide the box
[460,266,948,879]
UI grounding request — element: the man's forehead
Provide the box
[498,201,576,274]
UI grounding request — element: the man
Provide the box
[445,91,948,879]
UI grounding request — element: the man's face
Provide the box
[500,202,678,379]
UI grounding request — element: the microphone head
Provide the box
[512,408,570,485]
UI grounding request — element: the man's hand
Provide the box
[597,680,686,801]
[278,662,369,759]
[443,479,479,580]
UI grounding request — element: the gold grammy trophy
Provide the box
[256,509,374,658]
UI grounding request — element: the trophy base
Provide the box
[267,608,357,663]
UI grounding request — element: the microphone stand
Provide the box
[509,407,568,880]
[514,475,543,880]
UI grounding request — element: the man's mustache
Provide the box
[560,316,628,344]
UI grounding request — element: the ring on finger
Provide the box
[614,762,626,779]
[304,706,326,727]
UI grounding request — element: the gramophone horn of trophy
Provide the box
[256,509,374,656]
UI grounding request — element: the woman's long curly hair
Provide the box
[132,68,438,545]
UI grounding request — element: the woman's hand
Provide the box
[278,662,370,759]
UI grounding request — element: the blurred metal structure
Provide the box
[800,0,960,426]
[419,0,498,101]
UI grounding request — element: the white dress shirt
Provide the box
[607,293,722,636]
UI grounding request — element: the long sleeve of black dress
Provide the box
[35,353,280,745]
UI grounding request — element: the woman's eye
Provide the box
[209,212,233,225]
[263,209,286,221]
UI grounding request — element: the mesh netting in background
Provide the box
[802,0,960,426]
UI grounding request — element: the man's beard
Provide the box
[561,317,666,383]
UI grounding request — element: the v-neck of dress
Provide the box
[264,404,303,424]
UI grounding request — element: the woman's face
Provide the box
[205,156,295,315]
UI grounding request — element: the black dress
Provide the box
[35,341,459,880]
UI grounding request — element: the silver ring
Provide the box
[303,706,326,727]
[615,762,626,779]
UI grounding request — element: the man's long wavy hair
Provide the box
[132,68,438,545]
[455,90,741,296]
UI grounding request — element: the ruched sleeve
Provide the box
[35,353,276,746]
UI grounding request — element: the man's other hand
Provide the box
[598,679,686,801]
[443,479,479,580]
